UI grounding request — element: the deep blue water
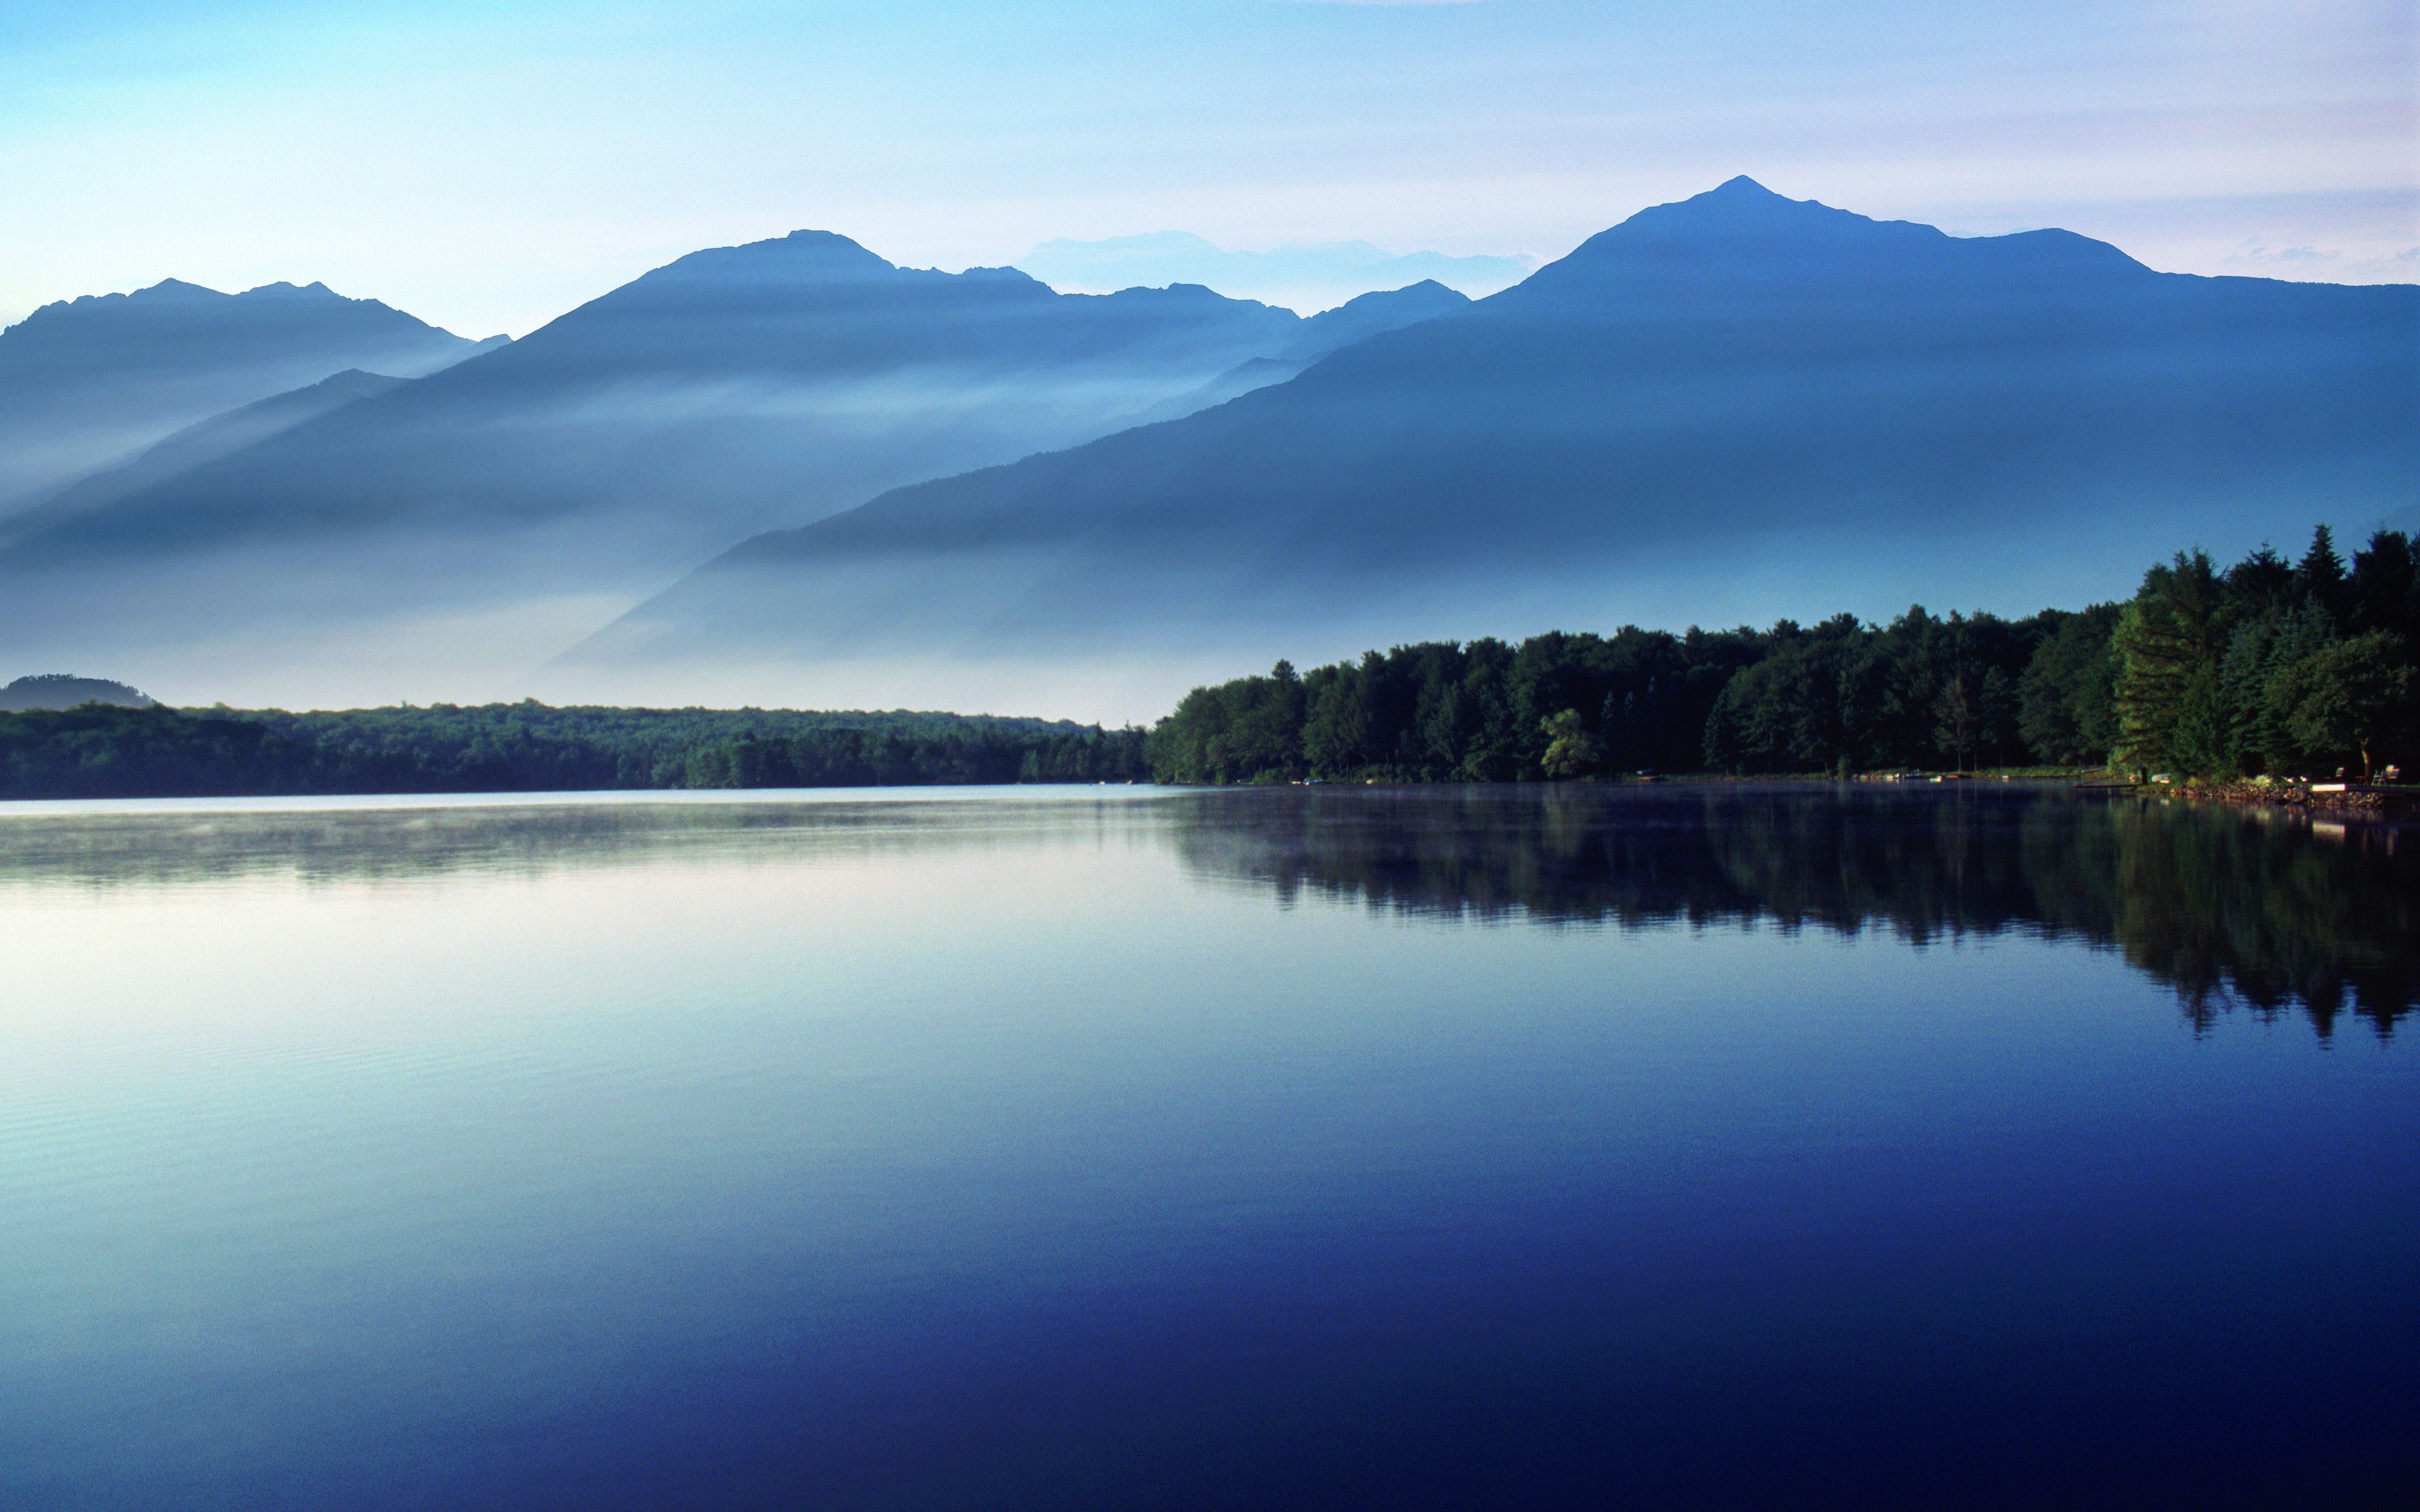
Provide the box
[1,784,2412,1509]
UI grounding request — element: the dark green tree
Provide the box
[2018,605,2120,766]
[2296,524,2348,626]
[2113,551,2226,778]
[2270,631,2414,780]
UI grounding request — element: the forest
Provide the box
[2,527,2411,799]
[0,702,1148,800]
[1146,527,2419,784]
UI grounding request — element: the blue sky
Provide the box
[3,1,2412,336]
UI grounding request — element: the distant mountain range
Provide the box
[0,239,1464,699]
[577,178,2417,700]
[2,179,2411,714]
[0,279,499,510]
[1016,233,1534,313]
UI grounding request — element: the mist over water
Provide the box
[1,786,2410,1508]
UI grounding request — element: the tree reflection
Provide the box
[1171,785,2417,1038]
[3,785,2407,1037]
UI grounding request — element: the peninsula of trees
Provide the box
[1146,528,2417,785]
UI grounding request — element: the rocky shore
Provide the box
[2161,780,2411,815]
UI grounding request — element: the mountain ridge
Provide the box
[0,229,1474,699]
[575,178,2416,699]
[0,277,500,508]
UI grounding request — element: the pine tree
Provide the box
[2257,597,2338,774]
[2113,551,2226,777]
[2225,544,2294,615]
[2216,609,2281,775]
[2296,525,2347,627]
[2348,530,2418,639]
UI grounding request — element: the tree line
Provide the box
[4,527,2410,799]
[0,701,1148,800]
[2109,527,2416,782]
[1147,527,2418,784]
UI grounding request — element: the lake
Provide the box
[1,783,2412,1508]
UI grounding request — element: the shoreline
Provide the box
[2132,780,2415,816]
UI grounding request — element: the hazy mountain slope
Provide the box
[0,233,1464,705]
[1270,280,1473,361]
[0,279,496,509]
[5,236,1310,573]
[1128,281,1470,422]
[582,178,2418,705]
[9,370,407,537]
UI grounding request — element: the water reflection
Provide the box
[2,783,2408,1036]
[1,783,2412,1510]
[1168,785,2417,1038]
[0,789,1152,886]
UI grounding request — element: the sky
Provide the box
[2,0,2414,338]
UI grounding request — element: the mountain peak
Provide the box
[778,229,880,255]
[136,278,223,303]
[638,229,900,293]
[1635,177,1884,237]
[1500,176,2158,309]
[239,280,342,301]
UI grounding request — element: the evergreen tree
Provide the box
[2113,551,2226,777]
[2296,525,2347,626]
[2225,544,2294,616]
[2216,608,2283,775]
[2348,530,2418,639]
[2255,598,2339,775]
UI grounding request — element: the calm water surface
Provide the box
[1,784,2413,1509]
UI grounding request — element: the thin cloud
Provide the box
[2222,235,2418,282]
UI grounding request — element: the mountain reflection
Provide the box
[1168,786,2417,1038]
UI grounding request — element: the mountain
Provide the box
[1129,281,1470,422]
[0,233,1465,704]
[5,237,1451,569]
[10,369,407,537]
[0,674,155,712]
[577,178,2418,711]
[1017,232,1534,312]
[0,279,497,509]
